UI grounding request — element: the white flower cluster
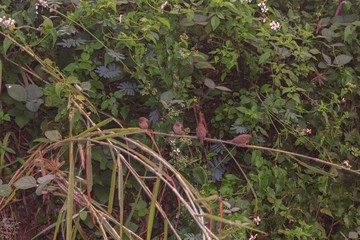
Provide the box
[35,0,49,15]
[0,16,15,28]
[270,21,281,30]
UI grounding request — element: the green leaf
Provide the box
[215,86,232,92]
[179,18,194,27]
[156,17,170,28]
[194,61,215,70]
[322,53,331,65]
[204,78,216,89]
[3,38,12,55]
[193,14,208,25]
[45,130,62,141]
[259,50,272,64]
[320,207,333,218]
[211,16,220,30]
[0,184,12,197]
[37,174,56,185]
[15,115,30,128]
[333,54,352,65]
[26,99,44,112]
[26,84,43,100]
[35,183,47,195]
[6,84,27,102]
[14,176,37,189]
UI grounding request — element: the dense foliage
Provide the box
[0,0,359,239]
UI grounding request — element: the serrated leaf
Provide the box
[333,54,352,65]
[14,176,37,189]
[45,130,62,141]
[26,99,44,112]
[0,184,12,197]
[57,38,87,48]
[95,64,121,78]
[215,86,232,92]
[117,82,139,96]
[204,78,216,89]
[6,84,27,102]
[37,174,56,185]
[106,49,125,61]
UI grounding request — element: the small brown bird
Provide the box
[173,122,185,135]
[138,117,150,129]
[196,122,208,146]
[231,134,252,145]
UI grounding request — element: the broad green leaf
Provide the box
[26,84,43,100]
[6,84,27,102]
[211,16,220,30]
[156,17,170,28]
[204,78,216,89]
[45,130,62,141]
[3,38,12,55]
[333,54,352,65]
[322,53,331,65]
[0,184,12,197]
[37,174,56,185]
[26,99,44,112]
[259,50,272,64]
[15,115,30,128]
[14,176,37,189]
[35,183,47,195]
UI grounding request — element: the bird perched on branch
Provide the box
[231,134,252,145]
[138,117,150,129]
[173,122,185,135]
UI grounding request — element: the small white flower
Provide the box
[160,1,168,10]
[253,216,261,225]
[119,14,123,23]
[173,148,180,155]
[270,21,281,30]
[258,1,266,7]
[261,6,269,12]
[249,234,258,240]
[343,160,352,168]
